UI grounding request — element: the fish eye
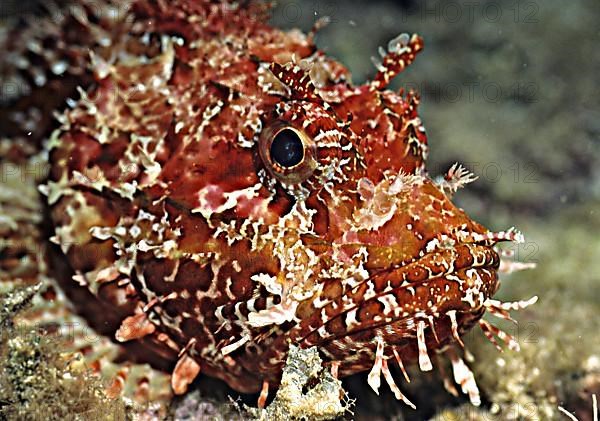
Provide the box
[259,121,317,186]
[270,128,304,168]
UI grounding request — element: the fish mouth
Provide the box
[293,241,501,373]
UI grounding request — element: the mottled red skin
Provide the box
[41,0,504,395]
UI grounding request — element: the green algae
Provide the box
[0,284,129,421]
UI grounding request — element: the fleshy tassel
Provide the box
[437,163,478,196]
[382,359,415,409]
[171,341,201,395]
[105,367,129,399]
[370,33,424,90]
[484,296,538,323]
[367,336,385,394]
[258,380,269,409]
[115,312,156,342]
[479,319,520,352]
[392,348,411,383]
[447,310,465,348]
[448,349,481,406]
[417,320,433,371]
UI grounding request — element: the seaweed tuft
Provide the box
[0,284,129,421]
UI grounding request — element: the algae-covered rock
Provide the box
[247,345,353,421]
[0,284,129,421]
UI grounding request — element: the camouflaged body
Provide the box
[1,0,533,403]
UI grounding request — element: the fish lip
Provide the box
[298,243,500,348]
[381,242,501,310]
[369,241,500,288]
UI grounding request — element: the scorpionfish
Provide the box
[1,0,535,408]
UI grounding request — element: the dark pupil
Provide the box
[270,129,304,168]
